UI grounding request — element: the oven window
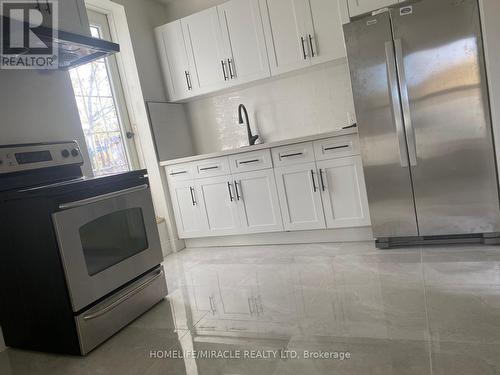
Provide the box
[79,208,149,276]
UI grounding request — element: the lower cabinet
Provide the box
[166,135,370,239]
[196,175,242,236]
[317,156,371,228]
[169,180,208,238]
[274,162,326,231]
[274,156,370,231]
[234,169,283,234]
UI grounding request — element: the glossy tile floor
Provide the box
[2,241,500,374]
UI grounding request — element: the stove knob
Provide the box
[71,148,79,157]
[61,149,70,158]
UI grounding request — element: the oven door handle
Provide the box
[59,184,149,210]
[82,268,164,321]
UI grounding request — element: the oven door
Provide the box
[52,184,163,312]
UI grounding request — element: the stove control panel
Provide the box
[0,141,84,175]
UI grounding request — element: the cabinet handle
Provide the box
[319,169,326,192]
[227,181,234,202]
[45,0,51,14]
[221,60,228,81]
[200,166,219,171]
[169,170,187,176]
[256,295,263,314]
[311,169,317,192]
[189,186,196,206]
[234,180,241,201]
[209,296,216,314]
[35,0,41,11]
[239,159,260,165]
[324,144,349,151]
[184,71,192,90]
[308,34,315,57]
[300,36,307,60]
[227,58,235,79]
[281,152,303,159]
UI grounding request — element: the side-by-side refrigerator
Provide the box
[343,0,500,247]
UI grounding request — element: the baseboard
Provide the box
[184,227,374,248]
[169,238,186,252]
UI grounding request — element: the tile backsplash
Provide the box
[185,60,356,155]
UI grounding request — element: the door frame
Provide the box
[85,0,184,254]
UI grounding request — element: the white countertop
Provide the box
[159,127,358,166]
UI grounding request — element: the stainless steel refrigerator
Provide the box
[344,0,500,247]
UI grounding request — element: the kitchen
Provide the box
[1,0,500,373]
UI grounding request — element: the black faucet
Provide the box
[238,104,259,146]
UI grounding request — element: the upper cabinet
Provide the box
[182,8,229,94]
[218,0,271,85]
[155,0,348,102]
[258,0,311,75]
[259,0,346,75]
[347,0,400,17]
[155,21,192,102]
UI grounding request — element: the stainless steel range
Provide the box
[0,141,167,355]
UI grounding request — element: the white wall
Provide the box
[185,61,356,154]
[0,70,92,175]
[111,0,170,102]
[163,0,224,23]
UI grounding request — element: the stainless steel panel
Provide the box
[75,266,167,355]
[391,0,500,235]
[344,13,419,238]
[53,186,163,312]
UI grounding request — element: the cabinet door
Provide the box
[274,162,326,231]
[234,169,283,234]
[182,8,229,93]
[169,181,208,238]
[347,0,398,17]
[317,156,371,229]
[218,0,270,85]
[217,265,257,320]
[259,0,311,75]
[155,21,193,101]
[196,175,241,236]
[305,0,346,65]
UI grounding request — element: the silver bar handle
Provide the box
[394,38,417,167]
[308,34,315,57]
[300,36,307,60]
[59,184,148,210]
[83,268,164,321]
[385,41,409,168]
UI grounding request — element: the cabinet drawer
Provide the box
[195,157,231,178]
[165,163,196,182]
[229,149,272,173]
[271,142,315,167]
[313,135,360,161]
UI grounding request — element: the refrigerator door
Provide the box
[344,13,419,238]
[391,0,500,236]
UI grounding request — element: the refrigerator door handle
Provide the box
[385,40,409,168]
[394,38,418,167]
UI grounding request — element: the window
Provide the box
[70,11,139,176]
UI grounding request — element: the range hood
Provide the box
[1,16,120,70]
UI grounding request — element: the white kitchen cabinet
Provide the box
[169,180,208,238]
[234,169,283,234]
[317,156,371,228]
[306,0,346,64]
[155,21,193,101]
[182,8,229,93]
[274,162,326,231]
[218,0,271,85]
[347,0,398,17]
[196,175,241,236]
[259,0,346,75]
[259,0,311,75]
